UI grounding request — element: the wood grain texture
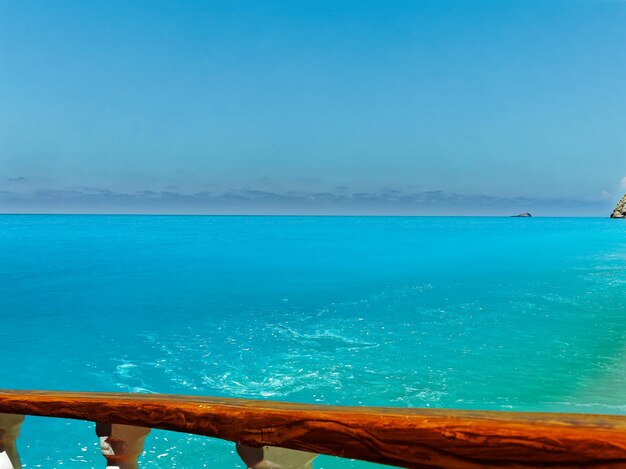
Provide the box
[1,390,626,468]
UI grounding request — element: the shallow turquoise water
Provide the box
[1,215,626,467]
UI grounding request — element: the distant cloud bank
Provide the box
[0,185,614,216]
[7,177,28,183]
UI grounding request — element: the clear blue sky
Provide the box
[1,0,625,215]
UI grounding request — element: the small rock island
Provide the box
[611,194,626,218]
[512,212,532,217]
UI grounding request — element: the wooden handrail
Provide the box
[2,390,626,468]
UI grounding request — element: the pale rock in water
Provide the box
[611,194,626,218]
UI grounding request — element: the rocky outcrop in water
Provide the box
[611,194,626,218]
[512,212,532,217]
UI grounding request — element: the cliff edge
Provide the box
[611,194,626,218]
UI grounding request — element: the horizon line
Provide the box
[0,212,612,218]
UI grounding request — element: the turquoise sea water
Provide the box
[2,215,626,467]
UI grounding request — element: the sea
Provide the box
[1,215,626,468]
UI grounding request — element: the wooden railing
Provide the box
[1,390,626,468]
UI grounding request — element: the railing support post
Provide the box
[236,444,318,469]
[96,422,150,469]
[0,413,24,469]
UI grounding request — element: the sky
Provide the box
[1,0,625,215]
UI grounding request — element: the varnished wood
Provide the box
[1,390,626,468]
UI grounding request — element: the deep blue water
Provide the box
[2,215,626,467]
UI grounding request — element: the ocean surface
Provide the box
[2,215,626,468]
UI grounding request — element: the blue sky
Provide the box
[1,0,625,215]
